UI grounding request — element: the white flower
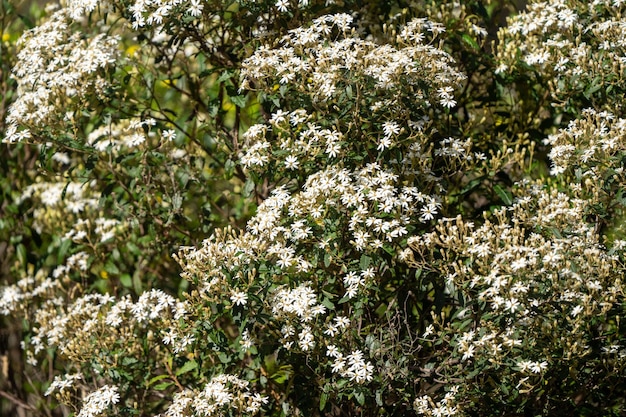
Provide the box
[382,121,400,139]
[275,0,289,13]
[420,205,437,222]
[240,330,254,350]
[461,344,475,361]
[45,373,83,396]
[162,330,177,345]
[505,298,520,313]
[327,345,340,357]
[162,129,177,141]
[530,361,548,374]
[284,155,299,169]
[570,305,583,317]
[440,96,457,108]
[326,142,340,158]
[230,291,248,306]
[52,152,70,164]
[188,0,203,16]
[377,136,392,151]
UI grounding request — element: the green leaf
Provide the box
[217,71,234,83]
[154,381,174,391]
[270,367,292,384]
[175,360,198,376]
[324,252,331,268]
[57,239,73,264]
[224,159,235,180]
[126,242,142,256]
[122,357,138,366]
[105,261,120,275]
[132,270,143,294]
[584,76,603,99]
[461,33,480,50]
[338,295,350,304]
[147,374,170,387]
[354,391,365,405]
[120,274,132,288]
[453,318,473,331]
[243,179,255,198]
[18,13,35,29]
[322,297,335,311]
[230,95,247,107]
[459,177,482,195]
[359,254,371,270]
[16,244,26,266]
[493,184,513,205]
[320,392,328,411]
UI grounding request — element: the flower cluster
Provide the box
[242,13,463,92]
[44,372,83,397]
[542,108,626,236]
[76,385,120,417]
[4,8,119,143]
[326,348,374,383]
[174,15,472,399]
[86,117,171,151]
[17,181,101,234]
[406,177,626,410]
[28,289,191,370]
[175,227,265,296]
[15,178,127,281]
[248,165,436,252]
[63,0,202,27]
[273,0,327,14]
[240,108,475,185]
[545,108,626,178]
[161,375,268,417]
[414,386,460,417]
[496,0,626,111]
[271,283,325,350]
[0,273,61,316]
[241,15,466,165]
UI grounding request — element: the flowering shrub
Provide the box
[2,0,626,416]
[496,0,626,115]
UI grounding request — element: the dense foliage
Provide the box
[1,0,626,416]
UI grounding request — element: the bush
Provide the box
[1,0,626,416]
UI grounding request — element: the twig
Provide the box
[0,389,36,412]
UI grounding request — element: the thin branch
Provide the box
[0,389,37,413]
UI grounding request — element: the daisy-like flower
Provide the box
[382,121,400,138]
[285,155,299,169]
[327,344,340,357]
[162,129,177,141]
[230,291,248,306]
[377,136,392,151]
[440,96,457,108]
[275,0,289,13]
